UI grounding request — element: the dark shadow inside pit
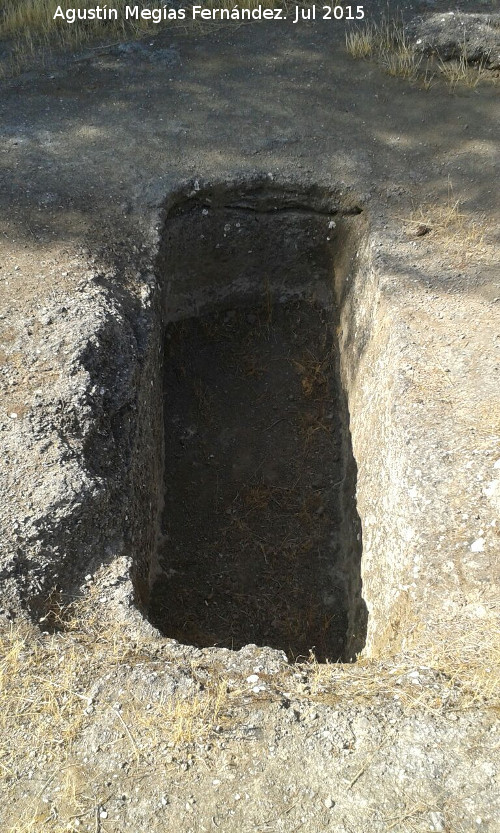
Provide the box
[145,183,367,662]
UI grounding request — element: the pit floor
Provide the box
[150,297,360,661]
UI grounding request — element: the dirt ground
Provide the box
[0,1,499,831]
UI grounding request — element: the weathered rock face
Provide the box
[1,172,498,668]
[409,12,500,68]
[0,274,164,623]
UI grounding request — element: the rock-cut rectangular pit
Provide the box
[141,184,368,662]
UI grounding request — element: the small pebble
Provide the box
[429,811,445,832]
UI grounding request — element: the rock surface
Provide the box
[410,11,500,67]
[0,2,499,830]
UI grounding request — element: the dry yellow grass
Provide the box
[293,349,332,398]
[201,0,290,11]
[306,603,500,713]
[402,188,488,267]
[345,16,425,84]
[1,579,499,830]
[0,0,165,77]
[346,16,498,90]
[0,589,238,832]
[438,55,491,89]
[345,27,376,60]
[1,0,155,42]
[0,0,293,76]
[382,44,422,81]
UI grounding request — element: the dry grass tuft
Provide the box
[0,588,237,831]
[345,28,375,60]
[0,0,295,77]
[345,16,426,84]
[346,15,498,90]
[0,0,162,78]
[438,55,490,89]
[381,46,422,80]
[0,0,158,42]
[402,186,488,267]
[418,607,500,710]
[293,348,332,399]
[201,0,288,11]
[305,602,500,713]
[1,582,499,829]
